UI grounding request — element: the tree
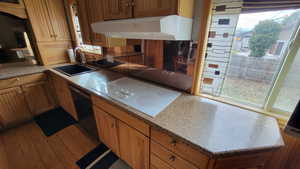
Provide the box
[249,20,281,57]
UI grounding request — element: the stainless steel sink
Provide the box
[54,64,95,76]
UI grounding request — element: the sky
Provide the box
[237,9,299,30]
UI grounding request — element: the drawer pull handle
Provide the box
[171,139,177,146]
[169,155,176,162]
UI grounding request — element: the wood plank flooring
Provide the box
[0,122,98,169]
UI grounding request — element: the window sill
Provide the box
[199,93,289,129]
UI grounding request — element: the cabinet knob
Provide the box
[169,155,176,162]
[131,2,135,6]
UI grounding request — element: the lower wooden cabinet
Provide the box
[51,74,78,120]
[94,106,120,155]
[22,81,55,115]
[151,153,174,169]
[0,87,32,128]
[93,105,150,169]
[119,121,150,169]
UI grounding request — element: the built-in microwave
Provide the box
[285,100,300,139]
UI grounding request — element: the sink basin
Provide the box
[54,64,95,76]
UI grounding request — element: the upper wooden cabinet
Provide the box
[24,0,71,42]
[134,0,177,18]
[76,0,141,47]
[86,0,108,45]
[101,0,194,20]
[102,0,133,20]
[24,0,71,65]
[23,0,54,42]
[77,0,92,44]
[45,0,71,41]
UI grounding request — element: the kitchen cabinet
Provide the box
[22,81,55,116]
[77,0,92,45]
[76,0,139,47]
[134,0,177,18]
[119,121,150,169]
[102,0,133,20]
[0,87,32,128]
[51,74,78,120]
[85,0,108,45]
[151,153,174,169]
[0,73,54,129]
[24,0,71,65]
[94,106,120,156]
[45,0,71,41]
[101,0,194,20]
[92,95,150,169]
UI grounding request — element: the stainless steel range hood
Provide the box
[91,15,193,40]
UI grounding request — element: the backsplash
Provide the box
[99,40,198,92]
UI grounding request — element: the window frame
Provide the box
[192,2,300,125]
[265,25,300,115]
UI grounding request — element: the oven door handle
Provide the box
[69,86,90,99]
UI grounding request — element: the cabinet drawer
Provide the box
[92,95,150,136]
[151,128,209,169]
[0,73,47,90]
[151,153,174,169]
[151,141,198,169]
[19,73,47,85]
[0,77,20,90]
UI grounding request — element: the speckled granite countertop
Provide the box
[0,63,46,80]
[48,68,284,156]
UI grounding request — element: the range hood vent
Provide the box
[91,15,193,40]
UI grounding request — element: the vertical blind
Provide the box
[242,0,300,13]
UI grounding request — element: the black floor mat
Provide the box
[91,151,119,169]
[34,107,77,137]
[77,144,110,169]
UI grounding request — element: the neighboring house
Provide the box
[232,31,252,52]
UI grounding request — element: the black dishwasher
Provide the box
[70,85,99,141]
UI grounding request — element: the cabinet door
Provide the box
[22,81,55,116]
[51,74,78,120]
[86,0,107,45]
[94,106,120,155]
[77,0,92,44]
[37,41,71,65]
[119,121,149,169]
[23,0,55,42]
[0,87,32,128]
[102,0,133,20]
[133,0,177,18]
[45,0,71,41]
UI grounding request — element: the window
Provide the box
[200,0,300,117]
[273,49,300,115]
[72,3,102,54]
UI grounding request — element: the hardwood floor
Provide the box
[0,122,98,169]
